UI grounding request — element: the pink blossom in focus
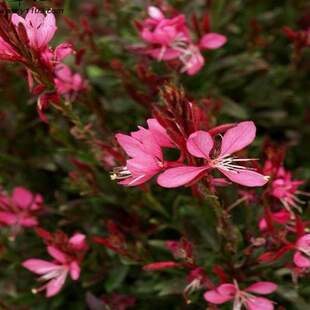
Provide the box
[23,232,87,297]
[0,187,44,234]
[112,118,174,186]
[12,8,57,51]
[204,280,277,310]
[294,234,310,268]
[158,121,269,188]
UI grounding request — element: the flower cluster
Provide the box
[112,118,268,188]
[136,6,227,75]
[0,4,86,121]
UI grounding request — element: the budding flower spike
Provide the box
[158,121,269,188]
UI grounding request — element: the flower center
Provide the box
[212,155,259,173]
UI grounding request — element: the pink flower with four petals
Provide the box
[23,233,87,297]
[158,121,269,188]
[113,118,174,186]
[0,187,43,230]
[204,281,277,310]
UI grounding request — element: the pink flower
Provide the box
[184,268,209,298]
[140,6,190,61]
[23,233,87,297]
[54,64,86,98]
[112,118,174,186]
[12,8,57,51]
[165,238,193,261]
[294,234,310,268]
[204,281,277,310]
[269,166,306,212]
[138,6,227,75]
[158,121,269,188]
[0,187,43,231]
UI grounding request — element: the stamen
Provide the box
[213,156,260,174]
[128,174,146,186]
[110,166,132,181]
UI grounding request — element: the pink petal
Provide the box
[69,233,87,250]
[69,261,80,280]
[200,33,227,49]
[259,218,267,231]
[131,127,162,160]
[293,252,310,268]
[25,10,45,28]
[219,121,256,157]
[219,169,269,187]
[46,270,68,297]
[115,133,146,158]
[148,6,164,20]
[119,175,153,186]
[127,155,161,176]
[186,130,214,159]
[157,166,208,188]
[19,216,38,227]
[12,187,33,209]
[246,282,278,295]
[11,14,26,27]
[185,49,205,75]
[217,284,237,296]
[39,13,57,48]
[55,42,74,61]
[147,47,180,60]
[0,211,17,225]
[47,246,67,263]
[203,289,234,304]
[296,234,310,250]
[147,118,174,147]
[245,297,274,310]
[119,155,161,186]
[272,210,291,224]
[143,261,181,271]
[22,259,58,274]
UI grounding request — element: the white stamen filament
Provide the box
[110,166,132,181]
[213,157,258,173]
[128,174,146,186]
[32,267,68,295]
